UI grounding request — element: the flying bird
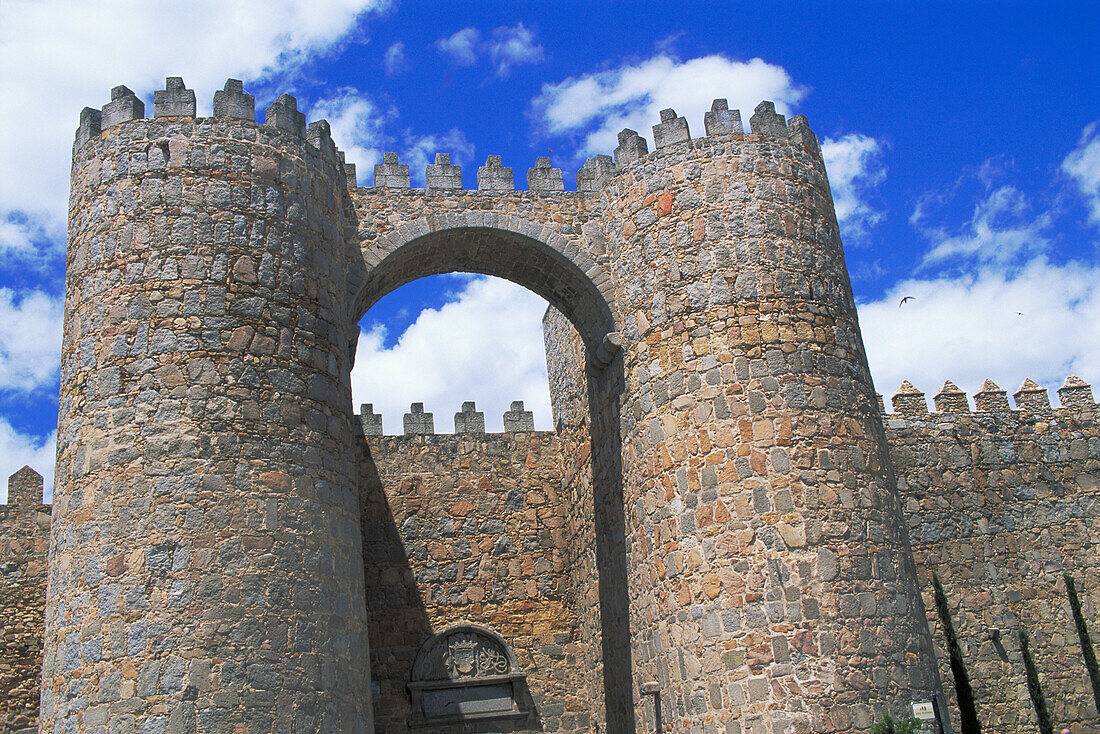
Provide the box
[899,296,915,308]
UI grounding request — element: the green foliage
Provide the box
[933,573,982,734]
[1018,627,1054,734]
[870,712,922,734]
[1065,574,1100,712]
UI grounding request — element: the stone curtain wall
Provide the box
[886,380,1100,732]
[357,427,595,733]
[1,468,49,733]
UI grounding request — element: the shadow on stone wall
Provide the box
[357,438,435,730]
[588,357,634,733]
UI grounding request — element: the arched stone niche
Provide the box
[407,623,532,727]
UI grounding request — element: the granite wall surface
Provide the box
[357,426,594,733]
[886,378,1100,731]
[6,379,1100,734]
[1,468,50,734]
[50,79,373,732]
[585,105,942,732]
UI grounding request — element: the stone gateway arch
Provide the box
[41,77,950,733]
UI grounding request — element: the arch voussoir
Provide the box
[354,210,620,356]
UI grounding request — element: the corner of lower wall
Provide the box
[0,494,51,732]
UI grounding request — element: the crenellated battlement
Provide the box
[76,80,824,203]
[356,99,823,198]
[358,400,540,436]
[73,77,355,183]
[884,375,1097,417]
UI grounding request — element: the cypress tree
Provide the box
[1064,574,1100,713]
[1018,627,1054,734]
[933,573,981,733]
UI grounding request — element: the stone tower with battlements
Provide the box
[37,77,956,734]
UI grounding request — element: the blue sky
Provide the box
[0,1,1098,498]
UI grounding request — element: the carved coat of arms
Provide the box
[411,624,517,682]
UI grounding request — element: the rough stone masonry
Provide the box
[0,77,1096,734]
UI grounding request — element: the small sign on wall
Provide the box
[912,701,936,720]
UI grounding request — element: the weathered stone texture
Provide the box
[888,392,1100,732]
[50,95,373,732]
[543,307,606,728]
[1,469,49,733]
[583,118,942,731]
[358,429,591,732]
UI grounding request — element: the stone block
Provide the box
[213,79,255,120]
[1057,374,1094,410]
[704,99,743,136]
[426,153,462,191]
[527,157,564,191]
[749,101,788,138]
[153,77,196,118]
[343,162,358,189]
[306,120,337,161]
[375,152,410,189]
[265,94,306,137]
[1013,378,1050,412]
[477,155,514,191]
[101,85,144,128]
[404,402,434,435]
[75,106,102,149]
[974,379,1010,412]
[576,154,615,191]
[359,404,382,436]
[652,108,690,148]
[454,401,485,433]
[891,381,927,416]
[933,380,969,413]
[503,401,534,432]
[613,129,648,166]
[787,114,821,157]
[6,465,43,505]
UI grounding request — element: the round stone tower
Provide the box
[43,79,372,732]
[592,102,942,731]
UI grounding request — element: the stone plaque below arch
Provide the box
[408,623,532,727]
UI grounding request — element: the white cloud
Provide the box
[820,134,886,239]
[0,420,56,503]
[400,129,475,185]
[435,24,544,77]
[919,184,1051,266]
[488,23,544,77]
[383,40,406,75]
[858,259,1100,409]
[351,276,554,433]
[309,88,393,178]
[531,54,807,158]
[1062,121,1100,226]
[0,289,64,394]
[436,27,481,66]
[0,0,388,230]
[308,89,473,185]
[0,212,66,265]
